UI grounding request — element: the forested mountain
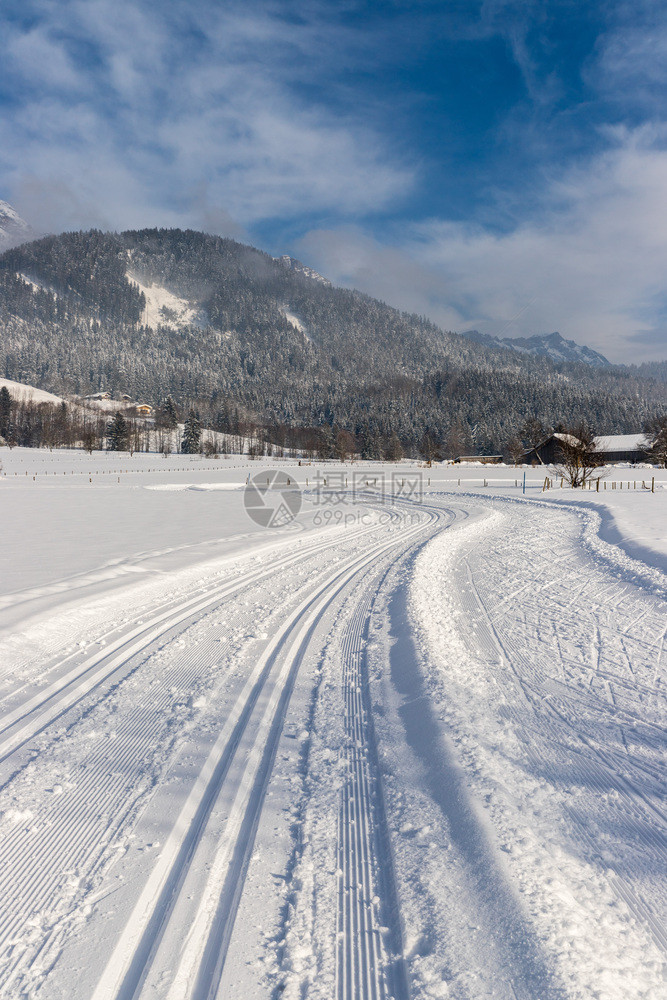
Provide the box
[0,227,665,455]
[632,360,667,385]
[0,201,32,252]
[462,329,612,367]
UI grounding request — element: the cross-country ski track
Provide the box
[1,487,665,1000]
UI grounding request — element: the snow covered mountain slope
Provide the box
[0,376,64,405]
[273,253,331,286]
[0,201,33,251]
[1,228,664,450]
[127,271,208,330]
[462,329,611,367]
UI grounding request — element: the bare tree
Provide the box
[444,421,471,460]
[506,434,525,466]
[641,415,667,467]
[521,417,548,464]
[335,429,356,463]
[419,431,442,465]
[553,423,603,487]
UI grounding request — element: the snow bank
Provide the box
[0,377,64,405]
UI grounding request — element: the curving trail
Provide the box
[0,489,665,1000]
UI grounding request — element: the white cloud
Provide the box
[0,0,413,235]
[299,129,667,363]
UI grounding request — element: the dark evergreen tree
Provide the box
[317,425,335,460]
[107,411,129,451]
[182,410,201,453]
[0,386,11,438]
[162,395,179,428]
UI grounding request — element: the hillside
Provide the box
[0,376,64,405]
[0,201,33,252]
[462,329,612,367]
[0,228,665,454]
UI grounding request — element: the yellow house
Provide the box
[135,403,153,416]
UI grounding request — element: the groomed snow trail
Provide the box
[334,558,411,1000]
[404,495,667,999]
[1,489,666,1000]
[0,497,441,999]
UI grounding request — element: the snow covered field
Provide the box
[0,449,666,999]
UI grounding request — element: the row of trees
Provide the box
[2,386,665,467]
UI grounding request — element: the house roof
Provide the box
[527,431,648,455]
[594,434,647,452]
[552,432,579,447]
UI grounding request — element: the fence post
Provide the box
[596,478,600,492]
[522,471,526,495]
[652,476,655,493]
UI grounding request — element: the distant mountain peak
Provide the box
[273,254,331,286]
[0,201,33,251]
[460,328,611,368]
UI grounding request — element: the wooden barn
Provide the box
[523,432,648,466]
[594,434,649,464]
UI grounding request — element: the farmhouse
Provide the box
[523,432,648,466]
[135,403,153,416]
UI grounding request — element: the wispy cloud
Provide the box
[0,0,414,235]
[300,127,667,363]
[1,0,666,361]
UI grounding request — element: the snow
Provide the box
[0,377,64,405]
[127,272,208,330]
[280,307,313,342]
[0,200,32,250]
[0,447,666,999]
[77,395,141,413]
[594,432,648,452]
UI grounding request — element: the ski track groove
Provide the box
[333,501,458,1000]
[0,519,393,994]
[0,522,382,771]
[87,504,436,1000]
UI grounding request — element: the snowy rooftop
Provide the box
[594,433,647,452]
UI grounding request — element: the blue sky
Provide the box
[1,0,667,361]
